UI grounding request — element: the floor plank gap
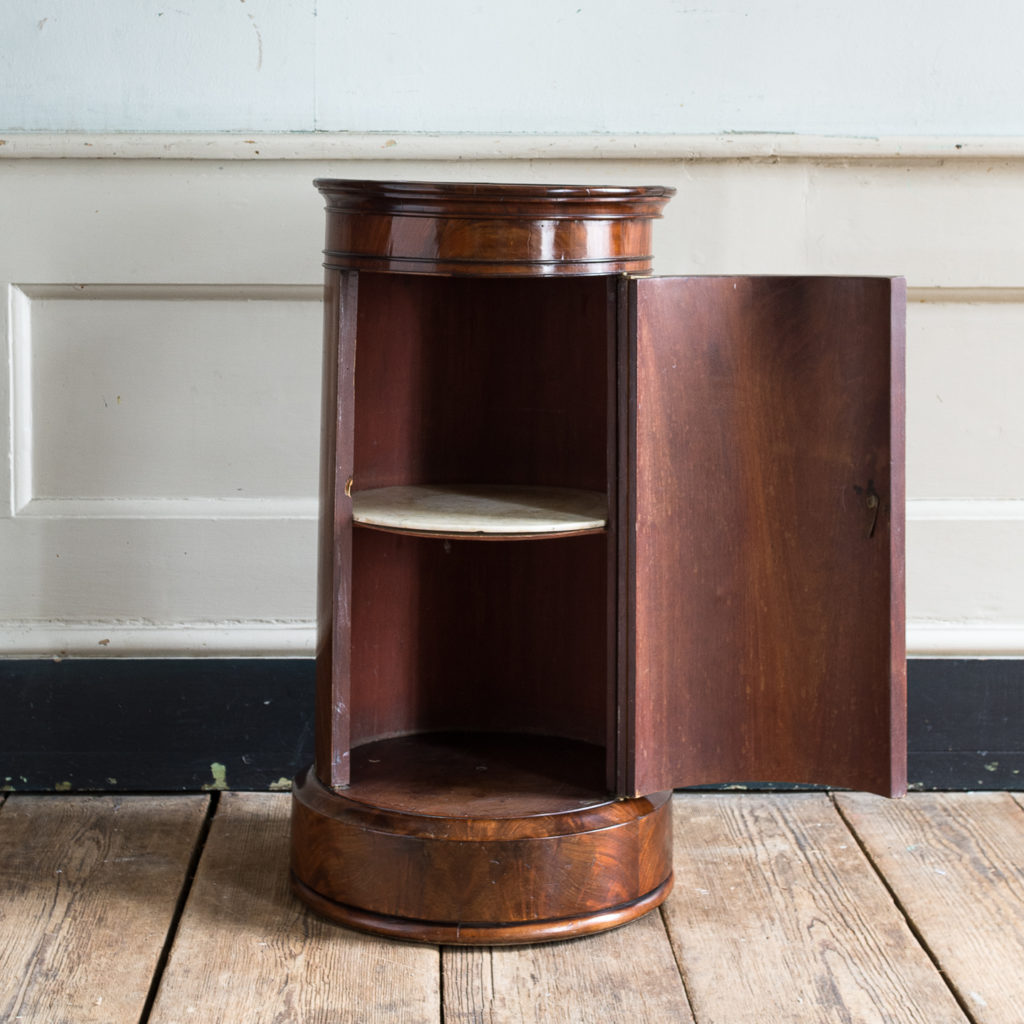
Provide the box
[7,792,1024,1022]
[657,902,698,1021]
[830,792,981,1024]
[664,792,968,1023]
[437,944,446,1024]
[136,791,219,1024]
[837,792,1024,1024]
[0,794,210,1024]
[148,793,441,1024]
[441,910,692,1024]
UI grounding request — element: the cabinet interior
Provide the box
[347,272,617,777]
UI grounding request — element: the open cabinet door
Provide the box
[620,276,906,797]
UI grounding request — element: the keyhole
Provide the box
[854,480,881,538]
[866,491,879,538]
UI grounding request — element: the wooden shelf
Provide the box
[343,732,609,817]
[351,484,607,538]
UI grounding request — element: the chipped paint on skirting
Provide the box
[202,762,228,791]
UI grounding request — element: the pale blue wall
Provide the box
[2,0,1023,134]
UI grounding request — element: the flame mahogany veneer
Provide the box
[316,178,673,277]
[291,180,905,944]
[291,734,672,944]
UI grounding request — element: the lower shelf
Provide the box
[290,732,674,945]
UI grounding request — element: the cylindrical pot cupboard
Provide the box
[290,179,906,944]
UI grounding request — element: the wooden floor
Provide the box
[2,791,1023,1023]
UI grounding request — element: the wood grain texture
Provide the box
[316,180,674,277]
[662,793,967,1024]
[351,273,612,494]
[314,269,357,788]
[291,745,672,943]
[626,276,906,795]
[838,791,1024,1024]
[442,909,694,1023]
[349,531,609,749]
[0,794,207,1024]
[150,792,440,1024]
[339,269,616,753]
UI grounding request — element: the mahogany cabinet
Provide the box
[290,179,906,944]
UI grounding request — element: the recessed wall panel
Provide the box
[19,286,321,507]
[907,293,1024,499]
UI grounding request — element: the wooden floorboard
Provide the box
[5,790,1024,1022]
[838,791,1024,1024]
[443,908,694,1024]
[662,793,969,1024]
[0,794,208,1024]
[147,792,440,1024]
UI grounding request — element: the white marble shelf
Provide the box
[351,484,607,538]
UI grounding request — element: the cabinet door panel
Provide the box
[623,276,905,797]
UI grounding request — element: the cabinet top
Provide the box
[315,179,675,277]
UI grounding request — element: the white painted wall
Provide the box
[2,1,1022,658]
[3,0,1024,136]
[2,147,1023,657]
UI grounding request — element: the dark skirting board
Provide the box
[0,659,315,793]
[907,658,1024,791]
[0,658,1020,792]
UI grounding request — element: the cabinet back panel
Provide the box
[349,530,608,751]
[351,274,613,493]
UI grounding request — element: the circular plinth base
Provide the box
[291,872,674,946]
[289,733,673,945]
